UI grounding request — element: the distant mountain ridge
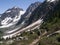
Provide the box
[0,0,59,36]
[0,7,25,28]
[1,7,23,20]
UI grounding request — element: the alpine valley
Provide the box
[0,0,60,45]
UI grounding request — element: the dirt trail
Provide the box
[29,31,47,45]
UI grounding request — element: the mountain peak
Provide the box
[26,1,41,13]
[5,6,23,14]
[12,6,22,10]
[13,6,18,9]
[11,6,23,11]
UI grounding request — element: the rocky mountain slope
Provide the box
[0,7,26,33]
[16,2,41,26]
[24,0,59,26]
[0,7,25,28]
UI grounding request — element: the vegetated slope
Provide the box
[36,0,60,45]
[40,0,60,32]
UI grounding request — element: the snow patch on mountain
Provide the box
[1,17,12,25]
[47,0,55,2]
[13,11,25,22]
[0,23,15,28]
[0,10,25,28]
[20,11,26,15]
[5,10,11,13]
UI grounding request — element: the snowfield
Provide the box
[0,10,25,28]
[47,0,55,2]
[2,19,43,39]
[5,10,11,13]
[1,17,12,25]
